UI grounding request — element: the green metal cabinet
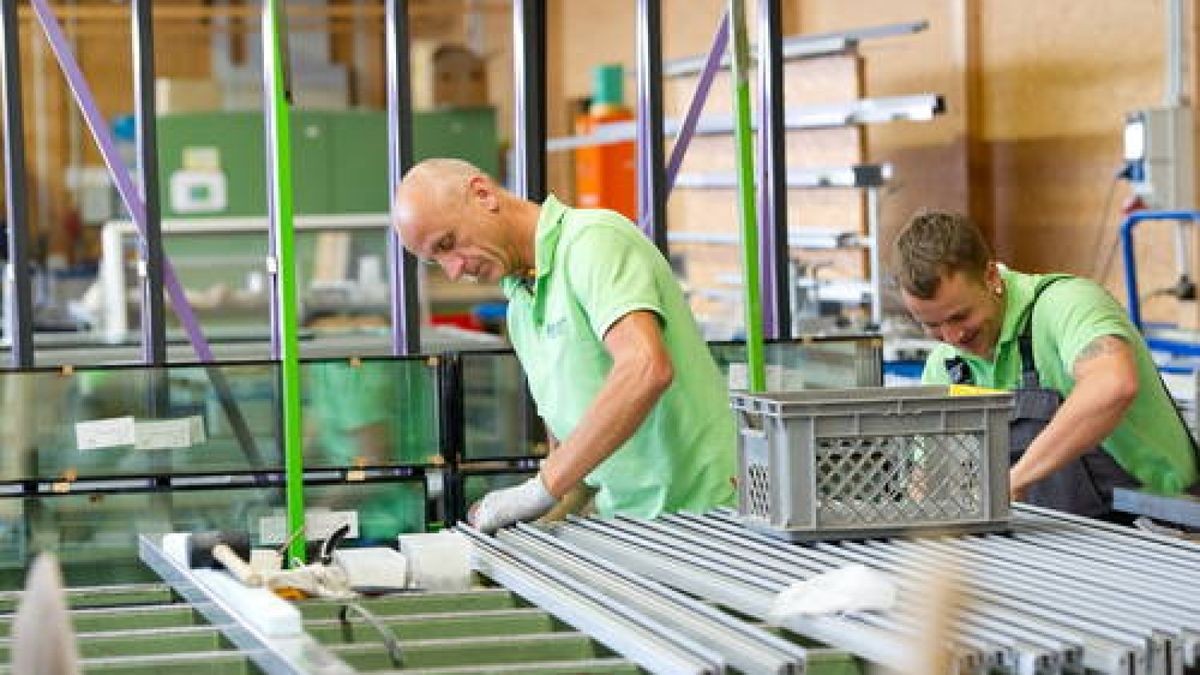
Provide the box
[155,107,500,218]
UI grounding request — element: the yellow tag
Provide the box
[948,384,1005,396]
[52,481,72,494]
[346,469,366,482]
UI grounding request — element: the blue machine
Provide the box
[1120,209,1199,331]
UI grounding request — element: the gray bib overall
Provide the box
[948,277,1141,517]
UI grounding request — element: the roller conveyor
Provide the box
[16,502,1184,674]
[542,505,1200,675]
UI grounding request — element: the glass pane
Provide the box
[708,337,881,391]
[301,357,440,469]
[462,471,535,510]
[1,487,282,587]
[0,363,284,482]
[246,478,429,547]
[0,478,427,588]
[461,352,546,460]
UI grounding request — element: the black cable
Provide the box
[339,602,404,667]
[1088,168,1125,281]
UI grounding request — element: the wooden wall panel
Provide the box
[788,0,970,267]
[663,43,867,331]
[791,0,1178,321]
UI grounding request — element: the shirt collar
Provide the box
[995,266,1037,349]
[501,194,567,301]
[532,194,567,281]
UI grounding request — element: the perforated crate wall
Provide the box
[733,386,1013,540]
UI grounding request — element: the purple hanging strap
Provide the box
[29,0,215,362]
[638,11,730,234]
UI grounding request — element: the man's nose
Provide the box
[441,255,466,281]
[929,325,959,344]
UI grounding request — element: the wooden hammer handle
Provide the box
[212,543,263,587]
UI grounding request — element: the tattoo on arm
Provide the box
[1073,335,1128,370]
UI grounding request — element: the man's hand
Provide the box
[1009,479,1028,504]
[468,474,557,534]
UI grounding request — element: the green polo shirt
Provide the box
[501,195,737,518]
[921,268,1197,494]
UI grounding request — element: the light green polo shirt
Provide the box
[501,195,737,518]
[922,268,1197,494]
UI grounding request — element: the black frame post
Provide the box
[2,0,35,367]
[385,0,420,355]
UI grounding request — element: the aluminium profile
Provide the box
[661,513,1034,674]
[501,524,806,674]
[458,525,723,675]
[704,510,1143,675]
[664,514,1046,674]
[137,534,354,675]
[883,533,1171,667]
[556,516,929,672]
[831,536,1136,675]
[851,537,1151,675]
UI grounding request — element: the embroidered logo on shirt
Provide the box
[544,318,568,338]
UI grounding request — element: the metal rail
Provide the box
[138,534,354,675]
[536,508,1200,675]
[552,515,919,672]
[457,525,723,675]
[501,523,807,674]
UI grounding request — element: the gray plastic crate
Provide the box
[732,386,1013,540]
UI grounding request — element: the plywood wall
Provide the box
[550,0,1188,322]
[790,0,1183,321]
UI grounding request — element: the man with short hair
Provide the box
[393,158,736,532]
[892,210,1198,518]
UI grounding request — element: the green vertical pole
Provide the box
[729,0,766,392]
[264,0,306,564]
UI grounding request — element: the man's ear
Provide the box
[984,261,1001,291]
[468,175,499,211]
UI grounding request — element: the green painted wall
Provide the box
[155,107,500,218]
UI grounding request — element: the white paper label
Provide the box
[134,419,191,450]
[133,415,207,450]
[188,415,207,444]
[76,417,136,451]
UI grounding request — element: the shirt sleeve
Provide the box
[563,224,667,339]
[1033,278,1138,373]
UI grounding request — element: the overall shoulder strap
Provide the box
[1017,275,1073,388]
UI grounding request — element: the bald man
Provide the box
[394,158,736,533]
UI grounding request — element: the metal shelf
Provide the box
[659,19,929,77]
[674,163,891,189]
[668,228,867,250]
[546,94,945,153]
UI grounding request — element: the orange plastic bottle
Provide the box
[574,64,637,221]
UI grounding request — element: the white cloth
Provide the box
[769,563,897,620]
[470,474,557,533]
[11,553,81,675]
[267,563,356,600]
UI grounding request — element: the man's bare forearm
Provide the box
[1010,335,1137,494]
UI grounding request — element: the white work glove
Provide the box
[469,474,557,534]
